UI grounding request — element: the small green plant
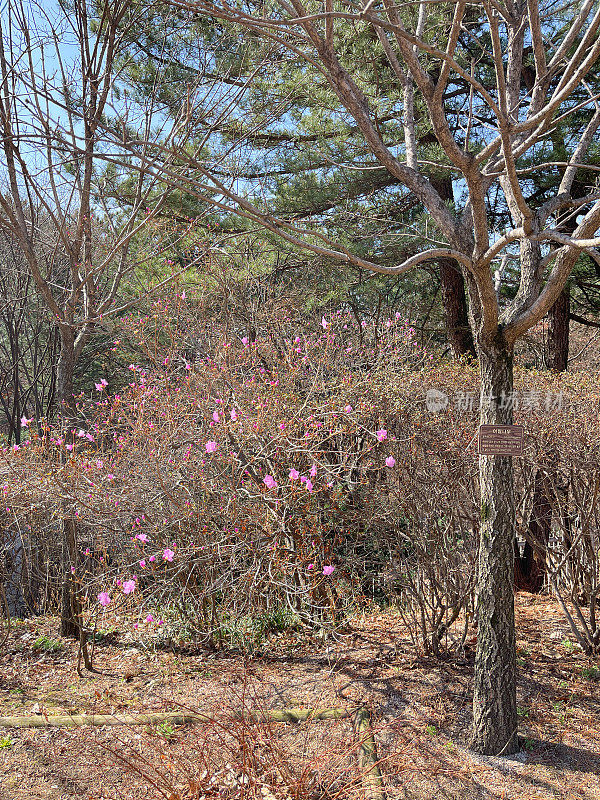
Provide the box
[561,638,574,653]
[523,738,535,751]
[156,722,175,740]
[0,736,12,749]
[581,665,600,680]
[517,706,530,718]
[425,724,438,736]
[33,635,64,653]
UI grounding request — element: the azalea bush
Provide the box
[2,275,598,655]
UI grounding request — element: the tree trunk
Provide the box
[546,286,570,372]
[56,329,76,413]
[471,334,519,755]
[429,175,476,360]
[439,258,477,359]
[515,469,551,593]
[60,517,80,639]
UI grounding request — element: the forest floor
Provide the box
[0,593,599,800]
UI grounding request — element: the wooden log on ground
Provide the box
[0,705,385,798]
[352,707,386,800]
[0,706,356,729]
[0,712,210,728]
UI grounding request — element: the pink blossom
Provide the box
[135,533,149,543]
[122,579,136,594]
[307,563,314,570]
[139,560,146,568]
[212,411,220,422]
[310,463,317,478]
[97,592,111,607]
[96,460,104,469]
[205,440,218,453]
[230,409,238,421]
[289,468,300,480]
[145,614,154,623]
[66,444,74,451]
[149,555,156,562]
[323,565,335,576]
[344,405,352,413]
[163,548,175,562]
[241,336,249,346]
[94,379,108,391]
[376,429,388,442]
[263,474,277,490]
[180,290,186,300]
[106,473,115,480]
[321,316,328,329]
[305,479,313,493]
[20,416,33,428]
[385,456,396,468]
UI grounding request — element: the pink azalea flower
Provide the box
[135,533,149,543]
[241,336,249,346]
[323,565,335,576]
[66,444,74,451]
[122,579,136,594]
[307,563,314,570]
[376,429,388,442]
[20,416,33,428]
[289,468,300,480]
[96,460,104,469]
[180,290,186,300]
[310,463,317,478]
[139,560,146,568]
[321,316,328,329]
[97,592,111,607]
[149,555,156,563]
[385,456,396,468]
[205,440,218,453]
[145,614,154,623]
[163,548,175,562]
[106,473,115,480]
[212,411,220,422]
[344,405,352,413]
[263,474,277,490]
[230,409,238,421]
[305,479,313,493]
[94,379,108,391]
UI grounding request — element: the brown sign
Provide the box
[478,425,524,456]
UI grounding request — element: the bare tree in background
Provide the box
[105,0,600,754]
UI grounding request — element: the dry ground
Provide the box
[0,593,598,800]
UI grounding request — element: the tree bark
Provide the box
[546,286,570,372]
[60,517,80,639]
[439,257,476,359]
[515,469,551,593]
[471,334,519,755]
[56,330,76,414]
[430,176,476,360]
